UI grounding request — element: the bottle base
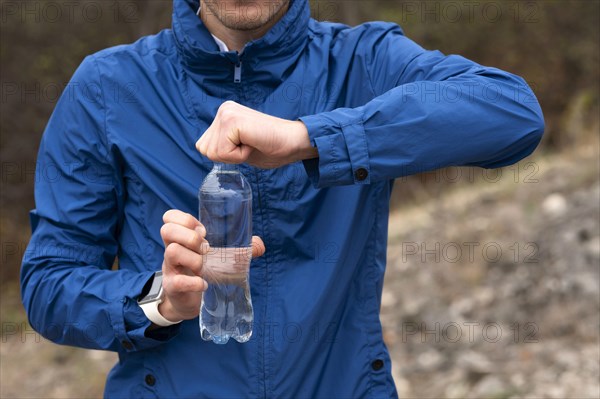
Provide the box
[200,328,252,345]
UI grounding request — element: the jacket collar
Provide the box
[172,0,310,76]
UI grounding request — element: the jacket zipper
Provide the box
[232,60,267,397]
[234,61,242,83]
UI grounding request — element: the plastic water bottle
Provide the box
[198,162,253,344]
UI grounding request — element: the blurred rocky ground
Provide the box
[1,143,598,398]
[383,142,599,398]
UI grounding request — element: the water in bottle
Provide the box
[198,162,253,344]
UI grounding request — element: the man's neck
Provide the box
[199,0,288,53]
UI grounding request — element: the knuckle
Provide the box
[163,209,176,222]
[188,231,201,249]
[221,111,233,123]
[220,100,235,111]
[200,240,210,255]
[160,223,172,239]
[219,104,236,122]
[164,243,180,263]
[162,274,175,293]
[208,148,221,162]
[195,254,205,274]
[170,276,185,294]
[184,213,197,228]
[161,261,169,276]
[229,152,242,164]
[161,278,172,294]
[206,149,214,160]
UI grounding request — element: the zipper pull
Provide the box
[234,61,242,83]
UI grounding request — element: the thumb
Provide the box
[251,236,266,258]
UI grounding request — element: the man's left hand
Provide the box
[196,101,318,168]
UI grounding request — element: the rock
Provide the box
[542,193,568,217]
[543,384,567,399]
[469,376,507,399]
[510,373,526,388]
[417,349,444,370]
[584,236,600,257]
[555,349,580,370]
[474,287,495,307]
[450,297,474,317]
[381,290,397,308]
[457,351,494,376]
[445,381,470,399]
[403,296,427,317]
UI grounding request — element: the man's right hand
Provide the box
[157,209,266,323]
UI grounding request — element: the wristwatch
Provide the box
[138,271,182,327]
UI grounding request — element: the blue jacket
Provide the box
[21,0,544,397]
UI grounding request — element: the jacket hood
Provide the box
[172,0,310,74]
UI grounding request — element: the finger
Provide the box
[163,210,201,230]
[196,131,204,153]
[251,236,266,258]
[195,224,207,238]
[206,134,223,163]
[196,136,205,155]
[198,128,215,158]
[226,123,241,146]
[164,242,205,276]
[228,144,252,164]
[163,273,207,294]
[196,122,215,156]
[160,223,207,252]
[217,146,250,164]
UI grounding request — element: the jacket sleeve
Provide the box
[300,24,545,187]
[20,56,179,352]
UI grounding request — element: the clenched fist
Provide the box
[196,101,318,168]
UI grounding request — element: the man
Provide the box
[21,0,544,397]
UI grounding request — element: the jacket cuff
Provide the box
[299,111,371,188]
[109,271,181,352]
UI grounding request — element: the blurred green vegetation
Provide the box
[1,0,599,286]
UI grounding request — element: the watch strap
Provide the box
[138,273,182,327]
[140,298,182,327]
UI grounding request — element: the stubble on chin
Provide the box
[203,0,290,31]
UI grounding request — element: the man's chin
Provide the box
[203,0,289,32]
[219,16,272,31]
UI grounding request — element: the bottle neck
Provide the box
[213,162,240,172]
